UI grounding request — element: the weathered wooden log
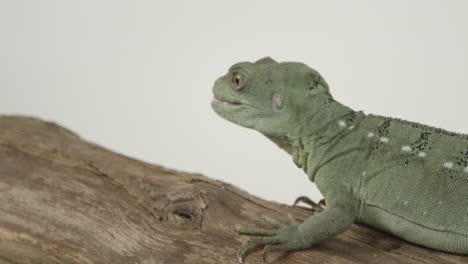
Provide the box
[0,116,466,264]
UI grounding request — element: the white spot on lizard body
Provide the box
[338,120,346,127]
[348,125,354,130]
[362,171,367,176]
[465,166,468,173]
[418,152,427,158]
[367,132,374,138]
[404,201,408,205]
[380,137,389,143]
[444,162,454,169]
[401,146,412,152]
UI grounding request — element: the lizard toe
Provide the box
[237,236,282,263]
[235,226,278,236]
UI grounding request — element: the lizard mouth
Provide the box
[212,96,243,106]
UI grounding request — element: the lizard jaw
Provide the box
[212,96,243,106]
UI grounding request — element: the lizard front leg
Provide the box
[235,201,356,263]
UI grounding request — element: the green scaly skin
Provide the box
[211,57,468,263]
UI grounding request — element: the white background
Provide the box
[1,1,467,204]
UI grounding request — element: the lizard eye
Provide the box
[232,72,246,90]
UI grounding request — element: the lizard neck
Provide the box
[263,93,364,174]
[264,133,310,170]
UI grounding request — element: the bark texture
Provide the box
[0,116,467,264]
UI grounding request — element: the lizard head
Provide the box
[211,57,330,135]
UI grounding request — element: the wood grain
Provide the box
[0,116,466,264]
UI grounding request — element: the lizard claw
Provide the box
[237,251,243,264]
[235,215,302,262]
[262,245,272,262]
[293,196,325,211]
[293,195,318,207]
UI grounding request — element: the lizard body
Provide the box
[211,57,468,262]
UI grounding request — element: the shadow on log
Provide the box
[0,116,466,264]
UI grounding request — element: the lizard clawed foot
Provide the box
[235,214,304,263]
[293,196,325,211]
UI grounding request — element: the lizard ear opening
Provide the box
[255,57,277,65]
[272,93,283,111]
